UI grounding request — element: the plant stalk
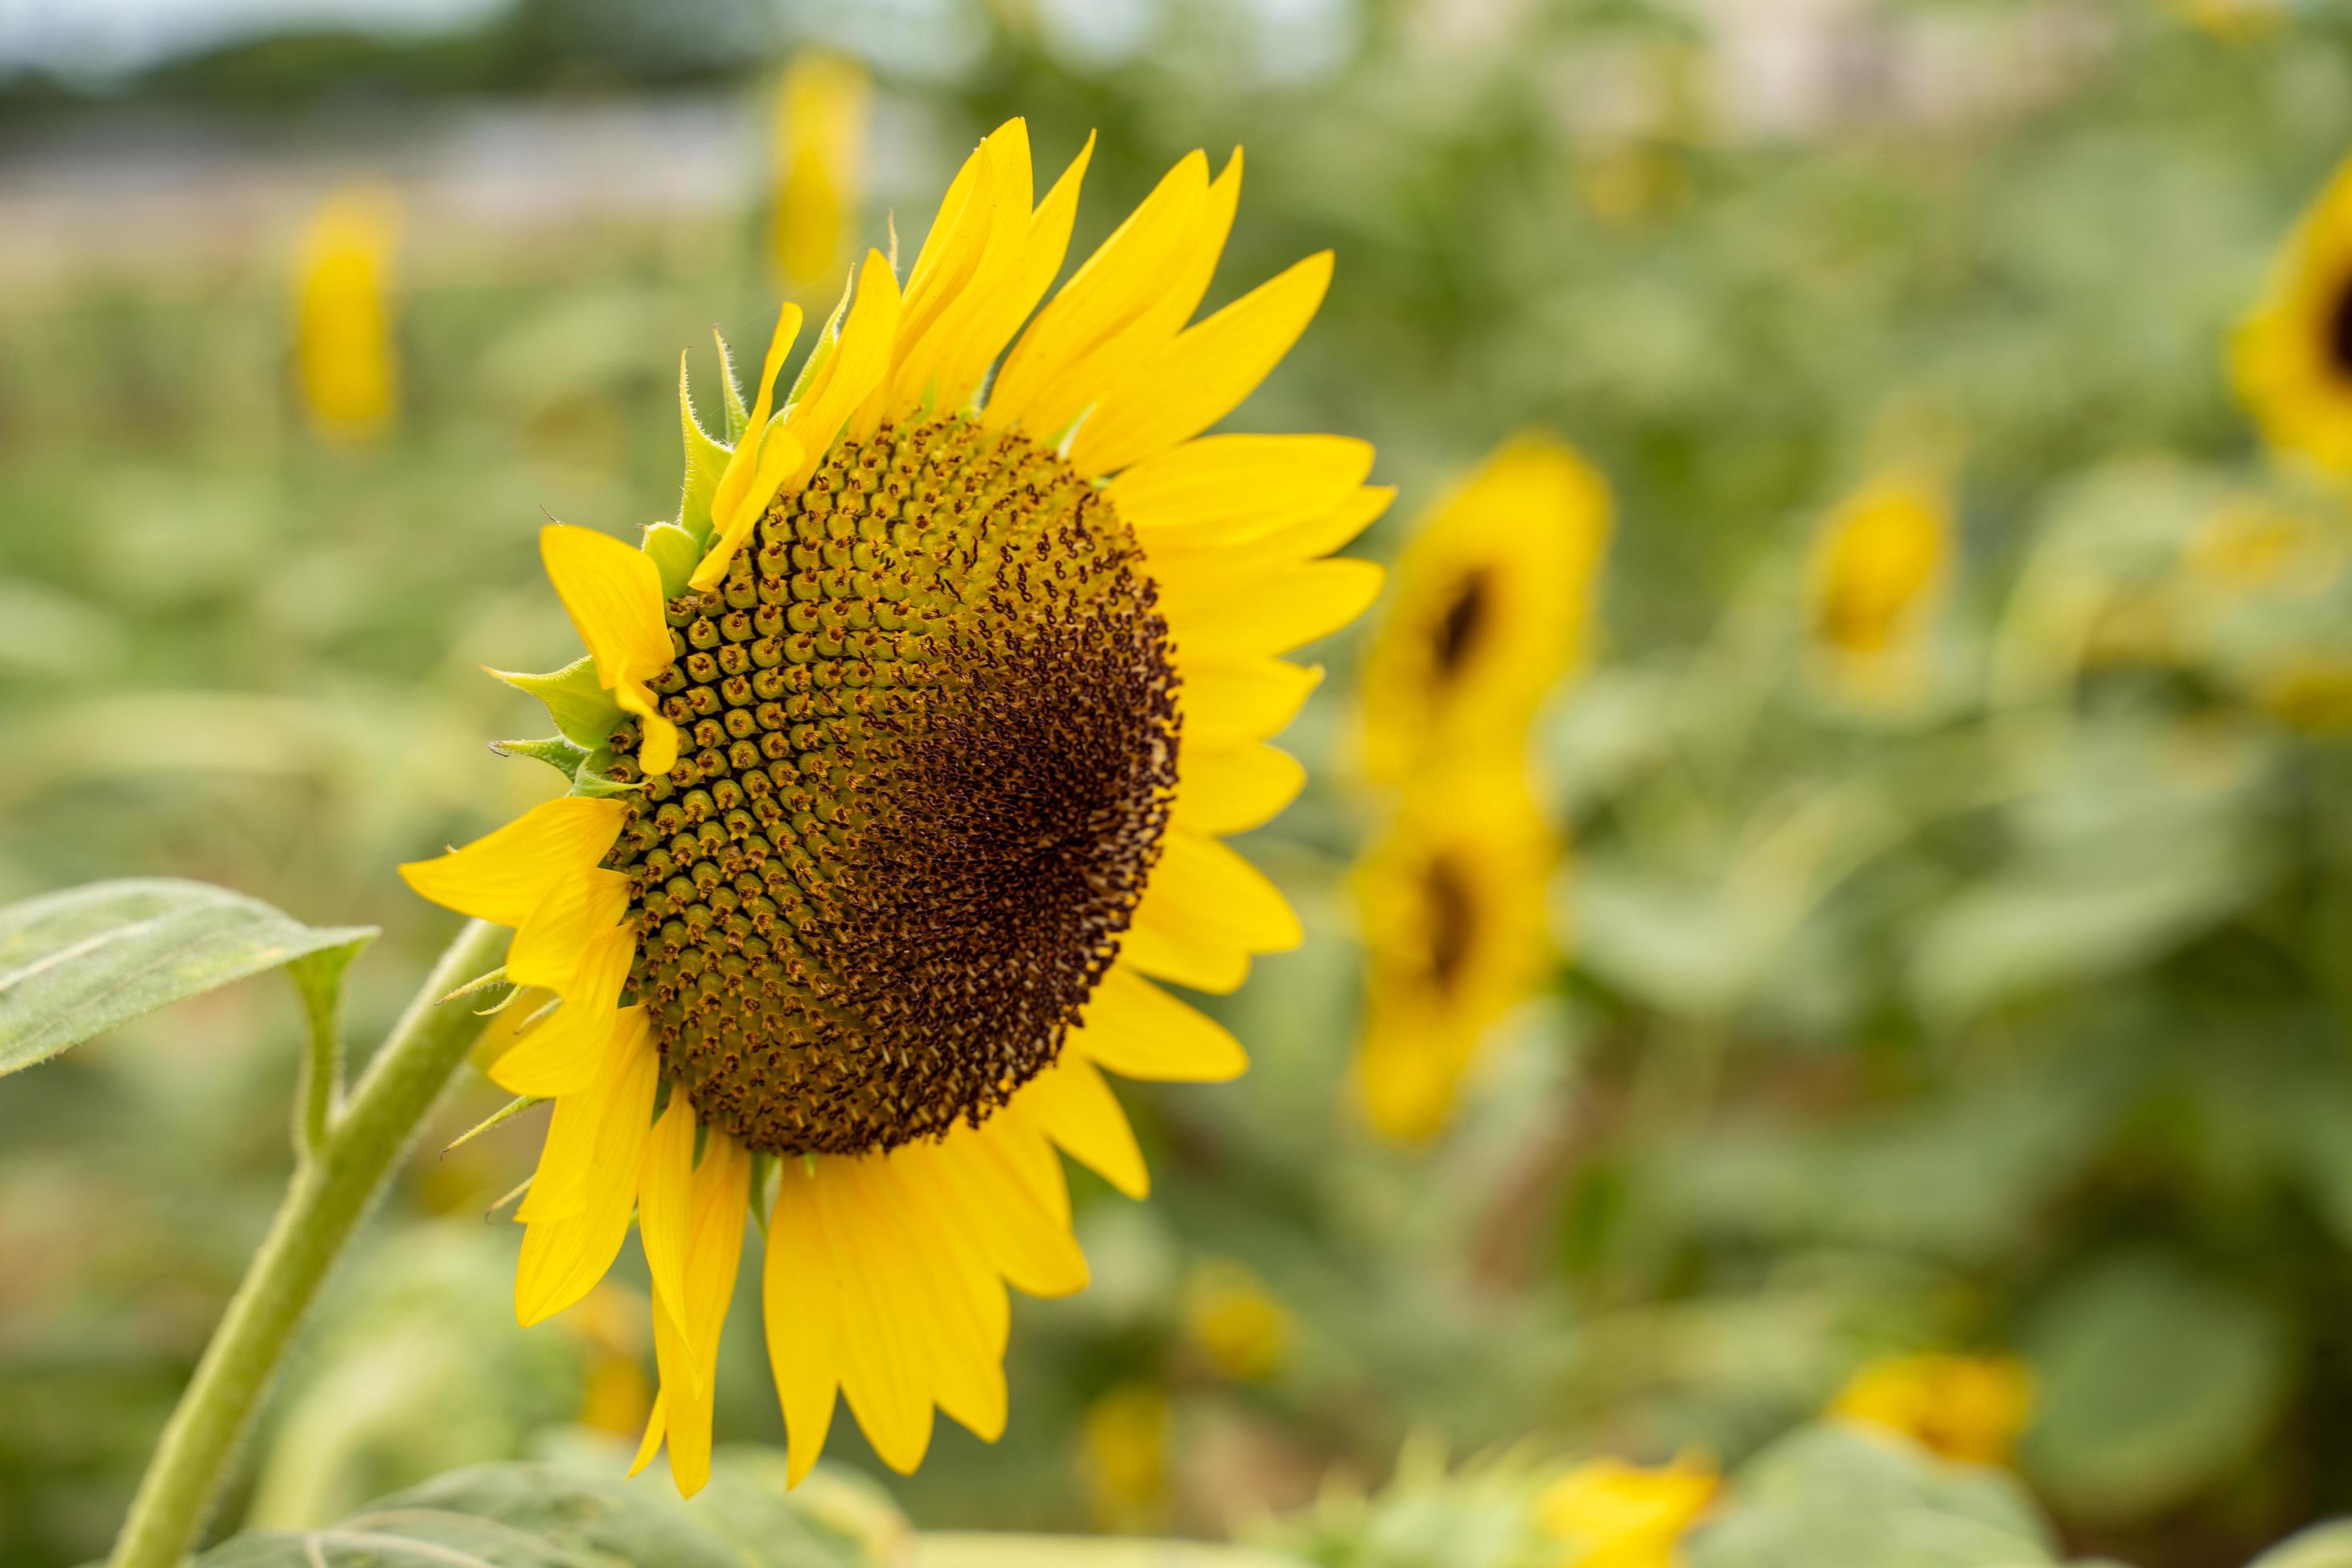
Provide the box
[108,918,507,1568]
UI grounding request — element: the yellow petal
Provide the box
[513,1001,650,1222]
[766,1162,842,1487]
[782,248,903,483]
[398,795,627,928]
[1025,1054,1150,1200]
[540,523,673,689]
[1159,557,1384,659]
[1069,250,1334,476]
[1150,485,1395,584]
[514,1027,658,1326]
[649,1130,751,1496]
[1112,434,1373,543]
[628,1390,669,1481]
[615,682,680,776]
[1158,830,1301,953]
[506,868,630,990]
[934,131,1094,411]
[1122,890,1250,996]
[984,150,1210,436]
[487,926,634,1098]
[1174,742,1304,836]
[923,1121,1089,1298]
[636,1093,702,1396]
[808,1158,935,1474]
[1074,964,1248,1082]
[706,302,804,535]
[976,1091,1073,1229]
[1178,659,1323,746]
[861,1158,1007,1443]
[882,120,1031,415]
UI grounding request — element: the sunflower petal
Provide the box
[1025,1054,1150,1199]
[506,868,631,990]
[487,926,634,1098]
[1160,557,1385,659]
[398,796,626,927]
[637,1093,702,1395]
[1075,965,1248,1082]
[514,1026,658,1326]
[766,1161,842,1487]
[512,1001,650,1221]
[807,1158,935,1474]
[540,523,673,689]
[1178,658,1324,746]
[1114,434,1373,543]
[1070,250,1334,476]
[1174,742,1305,835]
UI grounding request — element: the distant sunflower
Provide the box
[767,52,870,295]
[1354,761,1553,1142]
[1358,434,1610,785]
[1830,1352,2032,1467]
[292,186,400,444]
[1803,470,1951,709]
[400,120,1382,1494]
[2237,156,2352,478]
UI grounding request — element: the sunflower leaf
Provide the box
[488,657,621,751]
[190,1454,900,1567]
[0,879,376,1077]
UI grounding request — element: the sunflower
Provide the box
[1829,1352,2033,1468]
[1802,469,1951,709]
[767,52,870,296]
[2237,155,2352,478]
[1358,434,1610,785]
[398,120,1384,1494]
[1354,760,1554,1142]
[1538,1454,1720,1568]
[293,186,400,444]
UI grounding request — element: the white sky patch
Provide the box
[0,0,514,81]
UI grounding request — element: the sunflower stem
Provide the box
[108,918,507,1568]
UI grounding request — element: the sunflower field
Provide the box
[5,2,2352,1566]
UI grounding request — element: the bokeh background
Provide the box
[6,1,2352,1565]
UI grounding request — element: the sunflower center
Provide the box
[1424,851,1477,996]
[1432,570,1492,682]
[2331,277,2352,378]
[599,415,1180,1156]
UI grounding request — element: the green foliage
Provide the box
[0,878,373,1075]
[196,1452,902,1568]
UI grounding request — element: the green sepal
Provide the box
[711,327,753,442]
[445,1094,542,1155]
[677,353,733,549]
[486,657,620,750]
[490,734,590,776]
[642,519,701,596]
[572,747,645,799]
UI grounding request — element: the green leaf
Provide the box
[644,520,702,596]
[1686,1424,2061,1568]
[489,657,622,751]
[194,1454,905,1568]
[2022,1250,2291,1522]
[678,351,733,546]
[0,879,375,1076]
[2252,1522,2352,1568]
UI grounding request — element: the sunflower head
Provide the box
[399,119,1382,1495]
[2237,154,2352,478]
[1829,1352,2033,1468]
[1359,434,1610,786]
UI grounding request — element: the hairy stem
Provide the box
[109,918,507,1568]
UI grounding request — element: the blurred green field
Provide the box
[7,2,2352,1566]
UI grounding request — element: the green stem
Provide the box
[109,918,508,1568]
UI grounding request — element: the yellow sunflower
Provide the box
[1802,469,1952,710]
[1358,434,1611,785]
[767,52,870,296]
[1354,760,1554,1142]
[398,120,1383,1494]
[1538,1454,1720,1568]
[293,186,400,444]
[2236,155,2352,478]
[1829,1352,2033,1468]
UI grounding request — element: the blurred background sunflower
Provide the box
[8,2,2352,1566]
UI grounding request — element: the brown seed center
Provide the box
[598,416,1179,1155]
